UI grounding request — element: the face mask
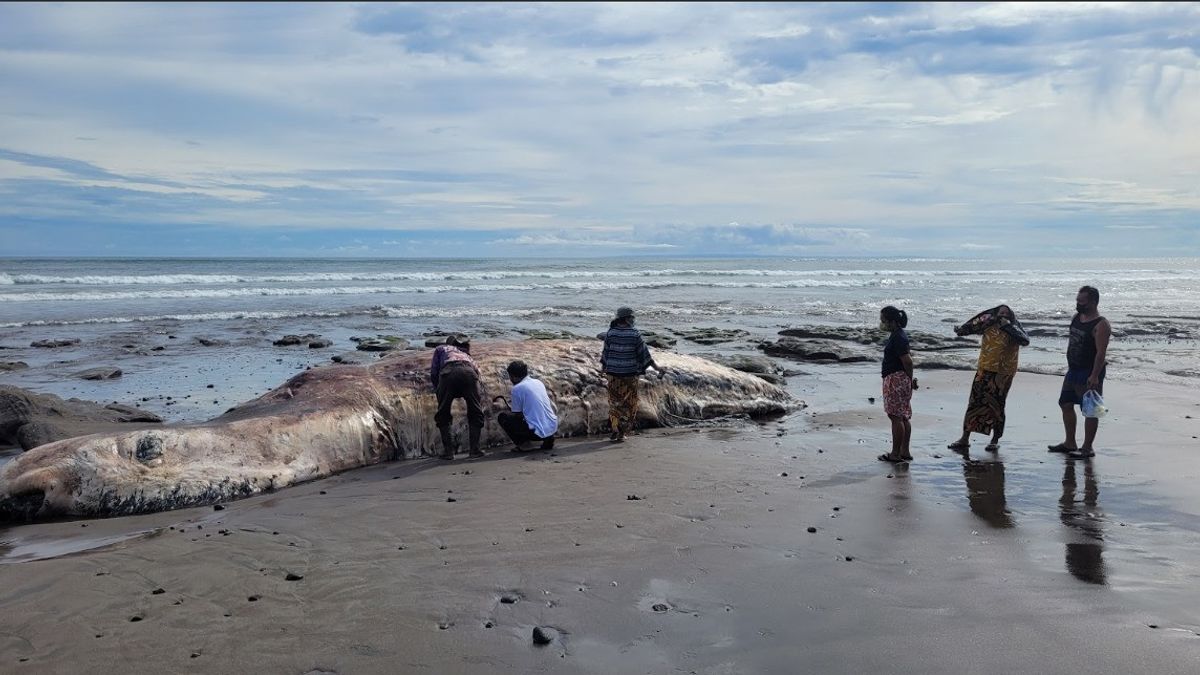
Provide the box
[1075,303,1087,313]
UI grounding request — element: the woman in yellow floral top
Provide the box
[947,305,1030,453]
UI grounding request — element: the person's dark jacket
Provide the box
[601,322,656,375]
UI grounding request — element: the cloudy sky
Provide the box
[1,2,1197,257]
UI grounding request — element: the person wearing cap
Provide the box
[496,360,559,452]
[429,334,486,459]
[600,307,663,443]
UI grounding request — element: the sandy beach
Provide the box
[2,363,1198,674]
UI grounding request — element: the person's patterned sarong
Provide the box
[964,370,1013,435]
[606,374,640,434]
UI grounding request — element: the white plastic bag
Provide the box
[1081,390,1108,419]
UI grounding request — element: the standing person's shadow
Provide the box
[1060,459,1107,585]
[963,459,1015,529]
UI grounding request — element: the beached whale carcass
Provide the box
[0,340,795,521]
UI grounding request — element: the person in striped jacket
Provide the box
[600,307,664,443]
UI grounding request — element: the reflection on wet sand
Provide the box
[963,459,1014,529]
[1060,459,1107,585]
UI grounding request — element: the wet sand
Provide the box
[1,366,1199,673]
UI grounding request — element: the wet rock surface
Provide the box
[760,325,978,364]
[673,327,752,345]
[777,326,975,351]
[641,331,677,349]
[74,367,123,380]
[273,334,322,347]
[354,336,409,352]
[0,361,29,372]
[759,337,876,363]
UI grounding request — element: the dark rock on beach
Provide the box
[0,385,163,451]
[0,361,29,372]
[273,334,321,347]
[759,337,876,363]
[532,626,558,645]
[74,367,123,380]
[308,338,333,349]
[195,337,230,347]
[356,336,409,352]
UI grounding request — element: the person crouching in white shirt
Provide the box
[496,360,559,452]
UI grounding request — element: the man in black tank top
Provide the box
[1048,286,1111,458]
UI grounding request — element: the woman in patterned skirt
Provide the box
[947,305,1030,453]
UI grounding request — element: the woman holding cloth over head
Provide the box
[947,305,1030,454]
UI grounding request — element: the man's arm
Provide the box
[509,385,524,414]
[1088,319,1111,388]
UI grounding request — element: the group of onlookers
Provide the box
[428,287,1111,464]
[878,285,1110,463]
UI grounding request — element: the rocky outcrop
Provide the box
[759,337,876,363]
[673,327,751,345]
[777,326,973,351]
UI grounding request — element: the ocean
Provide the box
[2,256,1198,424]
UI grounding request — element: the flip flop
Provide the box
[947,441,970,451]
[877,453,903,463]
[1047,443,1074,453]
[984,443,1000,452]
[1068,448,1095,459]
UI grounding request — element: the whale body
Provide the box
[0,340,795,521]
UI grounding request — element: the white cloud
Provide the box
[0,2,1197,255]
[492,234,676,249]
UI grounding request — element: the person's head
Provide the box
[880,305,908,331]
[506,359,529,384]
[446,333,471,354]
[614,306,635,327]
[1076,286,1099,314]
